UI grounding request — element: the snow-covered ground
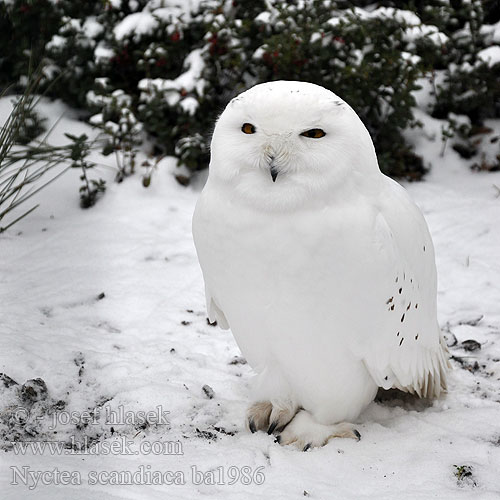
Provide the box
[1,95,500,499]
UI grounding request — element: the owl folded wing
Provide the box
[359,199,450,399]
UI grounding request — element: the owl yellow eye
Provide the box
[301,128,326,139]
[241,123,256,134]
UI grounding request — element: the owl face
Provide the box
[209,81,380,210]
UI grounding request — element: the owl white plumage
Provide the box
[192,81,450,449]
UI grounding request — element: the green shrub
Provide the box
[1,0,499,184]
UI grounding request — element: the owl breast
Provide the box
[193,184,418,421]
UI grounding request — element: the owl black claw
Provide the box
[303,443,312,452]
[249,419,257,433]
[353,429,361,441]
[275,435,281,444]
[267,421,278,435]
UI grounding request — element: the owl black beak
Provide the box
[270,166,279,182]
[268,156,279,182]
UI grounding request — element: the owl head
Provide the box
[208,81,382,210]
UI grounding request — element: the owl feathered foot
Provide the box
[246,399,298,435]
[277,409,361,451]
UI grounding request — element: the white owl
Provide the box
[192,81,450,450]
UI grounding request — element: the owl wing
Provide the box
[358,179,450,398]
[192,191,230,330]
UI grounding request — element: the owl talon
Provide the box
[278,409,361,450]
[267,421,278,435]
[248,419,257,433]
[246,399,298,435]
[268,400,299,434]
[246,401,272,433]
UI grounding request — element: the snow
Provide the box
[148,0,202,13]
[255,12,272,24]
[112,1,200,42]
[41,64,59,82]
[492,21,500,43]
[103,120,120,134]
[326,17,342,28]
[310,32,322,44]
[89,113,103,125]
[353,6,422,26]
[180,97,199,115]
[114,11,159,41]
[154,7,187,23]
[94,45,115,64]
[87,89,131,109]
[1,90,500,499]
[400,51,421,66]
[46,35,67,51]
[82,17,104,39]
[404,25,449,45]
[477,45,500,66]
[327,7,448,46]
[139,48,205,105]
[480,21,500,44]
[252,47,266,60]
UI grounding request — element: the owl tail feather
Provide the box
[396,334,451,399]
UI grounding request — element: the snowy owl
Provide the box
[192,80,450,450]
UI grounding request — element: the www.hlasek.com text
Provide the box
[12,436,183,456]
